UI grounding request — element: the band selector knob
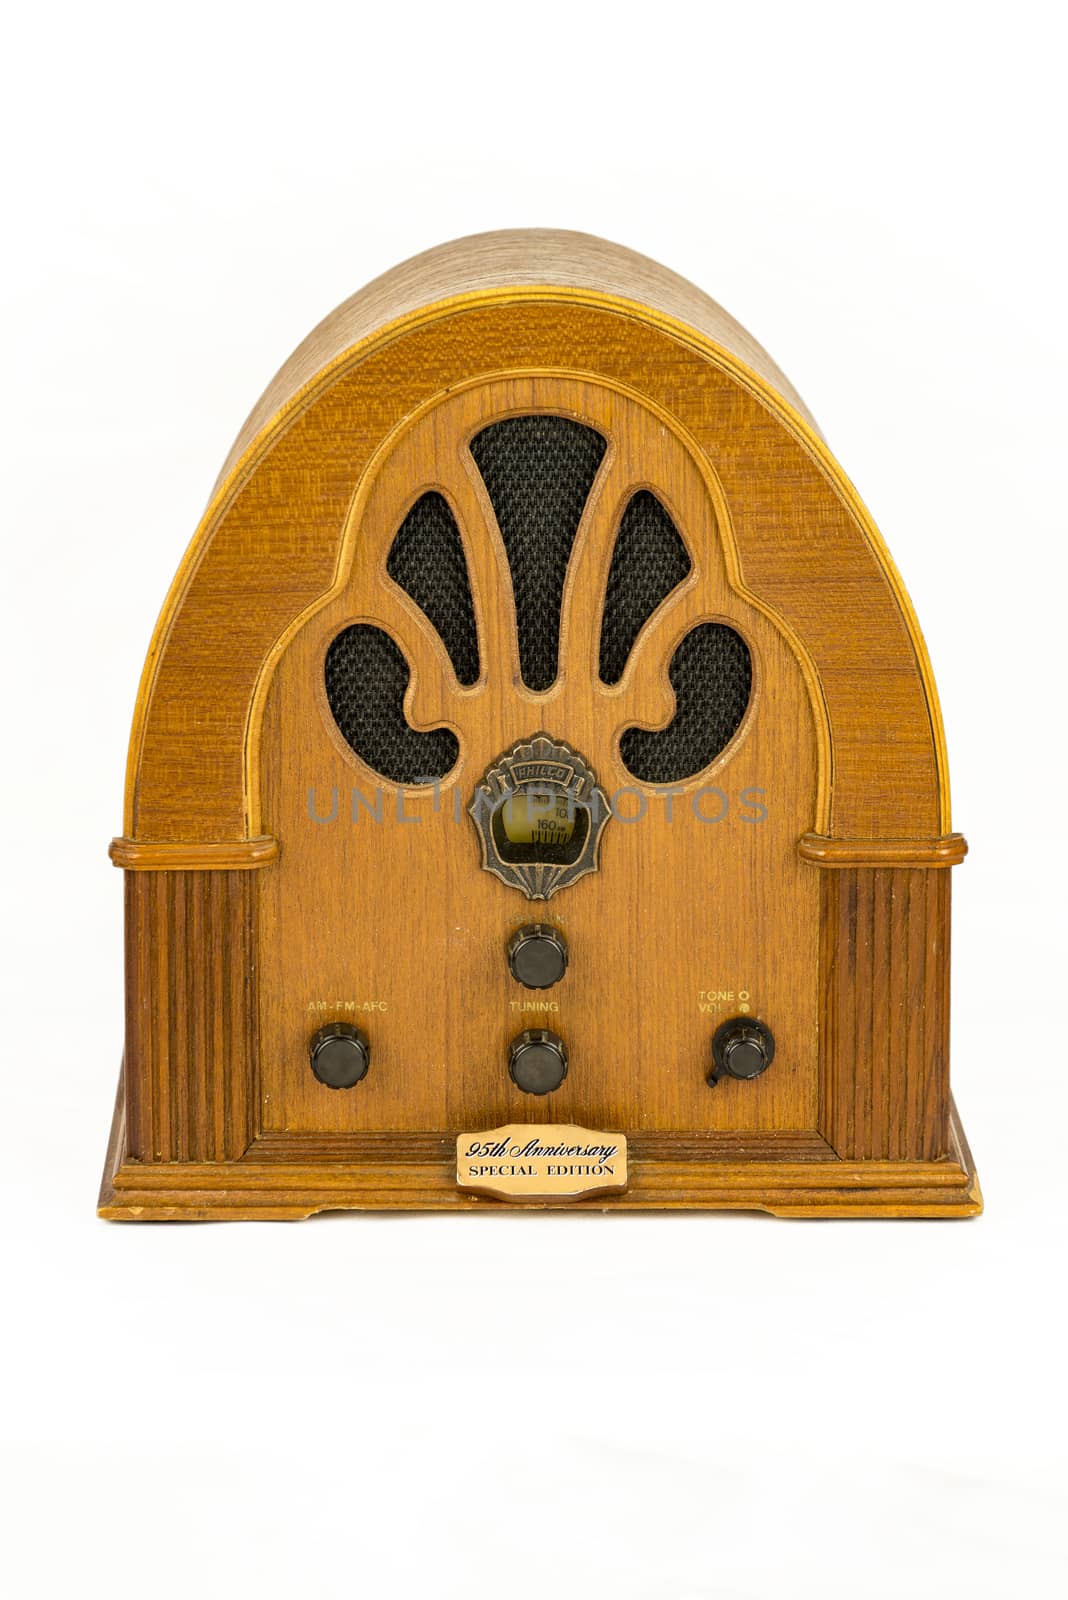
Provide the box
[309,1022,371,1088]
[708,1016,775,1085]
[508,1028,568,1095]
[506,924,569,989]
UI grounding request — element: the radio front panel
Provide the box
[255,376,820,1141]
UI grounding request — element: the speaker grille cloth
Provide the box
[620,622,752,783]
[470,415,606,690]
[599,490,692,684]
[386,492,480,686]
[325,414,748,788]
[325,624,458,783]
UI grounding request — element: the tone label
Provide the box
[697,987,752,1015]
[456,1123,628,1203]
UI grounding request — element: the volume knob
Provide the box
[309,1022,370,1088]
[709,1017,775,1084]
[508,1028,568,1095]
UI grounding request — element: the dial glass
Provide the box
[499,790,578,848]
[492,785,590,867]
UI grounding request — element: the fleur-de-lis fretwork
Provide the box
[323,378,753,791]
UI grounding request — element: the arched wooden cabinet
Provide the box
[101,230,979,1218]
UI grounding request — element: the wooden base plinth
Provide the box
[99,1067,982,1221]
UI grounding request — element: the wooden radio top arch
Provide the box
[111,229,961,869]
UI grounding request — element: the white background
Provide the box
[2,3,1066,1595]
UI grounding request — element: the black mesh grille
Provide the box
[599,491,692,684]
[324,624,458,784]
[620,623,752,784]
[386,492,480,686]
[470,415,606,690]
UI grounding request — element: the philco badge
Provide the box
[456,1124,628,1203]
[468,732,611,900]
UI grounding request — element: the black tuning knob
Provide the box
[506,924,569,989]
[309,1022,370,1088]
[708,1016,775,1085]
[508,1028,568,1095]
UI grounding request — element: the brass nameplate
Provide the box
[456,1124,628,1203]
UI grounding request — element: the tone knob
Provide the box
[309,1022,370,1088]
[506,924,569,989]
[508,1028,568,1095]
[708,1016,775,1084]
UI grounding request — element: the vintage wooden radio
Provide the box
[100,230,980,1219]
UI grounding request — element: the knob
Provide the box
[309,1022,370,1088]
[508,1028,568,1095]
[708,1016,775,1085]
[507,924,569,989]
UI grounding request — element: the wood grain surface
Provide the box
[103,230,975,1218]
